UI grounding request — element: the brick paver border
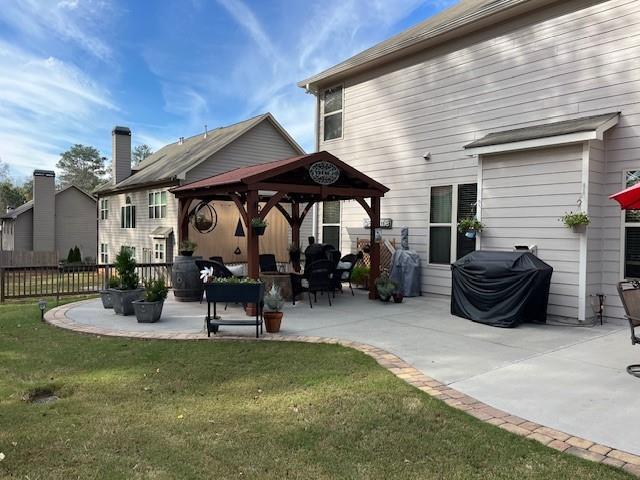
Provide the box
[45,302,640,477]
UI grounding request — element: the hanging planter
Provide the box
[251,217,268,236]
[560,211,590,233]
[457,217,484,238]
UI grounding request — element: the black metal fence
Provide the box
[0,263,173,302]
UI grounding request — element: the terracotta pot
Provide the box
[264,311,283,333]
[245,303,258,316]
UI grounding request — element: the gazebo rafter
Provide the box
[170,151,389,299]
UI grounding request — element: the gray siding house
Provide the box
[95,113,310,265]
[1,170,97,261]
[298,0,640,322]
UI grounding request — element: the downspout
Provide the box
[311,86,320,241]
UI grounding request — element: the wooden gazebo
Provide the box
[170,151,389,299]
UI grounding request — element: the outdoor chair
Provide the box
[333,252,362,296]
[616,281,640,377]
[305,259,334,308]
[209,256,224,264]
[259,254,278,273]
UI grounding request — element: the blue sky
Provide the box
[0,0,453,181]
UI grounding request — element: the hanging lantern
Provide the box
[189,201,218,233]
[234,218,244,255]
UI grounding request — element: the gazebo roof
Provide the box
[170,151,388,202]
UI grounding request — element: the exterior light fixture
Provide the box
[38,299,47,322]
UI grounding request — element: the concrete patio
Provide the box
[58,290,640,458]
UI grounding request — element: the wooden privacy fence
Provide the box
[0,250,58,267]
[0,263,173,302]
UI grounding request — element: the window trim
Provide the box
[321,201,341,249]
[121,196,136,229]
[99,198,109,220]
[154,242,165,261]
[321,84,344,143]
[621,169,640,280]
[428,183,478,266]
[148,190,167,219]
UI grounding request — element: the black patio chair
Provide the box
[306,259,334,308]
[333,252,362,296]
[259,254,278,273]
[616,281,640,377]
[209,256,224,264]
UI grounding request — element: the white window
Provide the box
[148,191,167,219]
[121,196,136,228]
[154,242,165,261]
[428,183,478,265]
[100,243,108,264]
[623,170,640,278]
[322,201,341,249]
[99,198,109,220]
[322,85,343,141]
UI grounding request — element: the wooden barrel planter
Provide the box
[171,255,204,302]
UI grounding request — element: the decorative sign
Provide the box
[309,161,340,185]
[363,217,393,229]
[190,201,218,234]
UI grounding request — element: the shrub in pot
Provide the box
[179,240,197,257]
[100,276,120,309]
[109,247,144,316]
[351,265,370,289]
[132,278,168,323]
[263,283,284,333]
[251,217,268,236]
[375,272,398,302]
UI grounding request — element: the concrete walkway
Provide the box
[60,290,640,459]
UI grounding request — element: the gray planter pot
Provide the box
[132,299,164,323]
[109,288,144,316]
[99,290,113,309]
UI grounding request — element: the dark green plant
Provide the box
[73,246,81,263]
[108,276,119,288]
[375,272,398,301]
[114,247,139,290]
[457,217,484,233]
[179,240,197,252]
[67,248,75,263]
[251,217,267,228]
[351,266,370,285]
[561,211,590,228]
[143,278,168,302]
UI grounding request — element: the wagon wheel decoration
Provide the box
[189,201,218,233]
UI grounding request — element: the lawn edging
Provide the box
[45,301,640,477]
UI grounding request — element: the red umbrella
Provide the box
[610,183,640,210]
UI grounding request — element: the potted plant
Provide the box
[457,217,484,239]
[251,217,268,236]
[561,211,590,233]
[351,265,370,289]
[288,243,301,271]
[132,278,168,323]
[99,276,119,309]
[392,290,404,303]
[375,272,398,302]
[263,283,284,333]
[179,239,197,256]
[109,247,144,316]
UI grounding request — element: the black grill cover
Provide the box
[451,251,553,327]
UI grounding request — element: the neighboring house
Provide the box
[298,0,640,322]
[0,170,97,261]
[95,113,310,265]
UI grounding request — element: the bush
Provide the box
[66,246,82,263]
[351,266,370,285]
[143,278,168,302]
[114,247,139,290]
[375,272,398,301]
[108,276,120,288]
[264,284,284,312]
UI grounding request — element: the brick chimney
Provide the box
[32,169,56,252]
[112,126,132,184]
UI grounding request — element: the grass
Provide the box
[0,301,632,479]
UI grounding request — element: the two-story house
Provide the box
[298,0,640,322]
[95,113,310,265]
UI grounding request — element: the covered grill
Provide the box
[451,250,553,327]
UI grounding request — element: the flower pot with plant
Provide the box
[457,217,484,239]
[132,278,168,323]
[100,276,120,309]
[561,211,590,233]
[351,265,370,289]
[109,247,144,316]
[375,272,398,302]
[251,217,268,236]
[179,240,197,257]
[263,283,284,333]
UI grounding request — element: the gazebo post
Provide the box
[291,203,301,272]
[178,198,190,246]
[368,196,381,300]
[246,190,260,279]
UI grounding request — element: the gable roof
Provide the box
[95,113,304,195]
[298,0,559,90]
[171,151,389,199]
[1,185,96,220]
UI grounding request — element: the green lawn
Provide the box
[0,301,632,479]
